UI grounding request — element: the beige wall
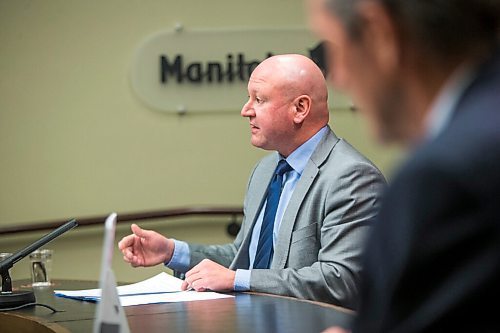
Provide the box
[0,0,402,282]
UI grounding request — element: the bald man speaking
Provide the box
[119,54,386,309]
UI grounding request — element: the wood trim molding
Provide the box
[0,206,243,235]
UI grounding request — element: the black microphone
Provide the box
[0,219,78,309]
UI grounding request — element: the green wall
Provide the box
[0,0,402,282]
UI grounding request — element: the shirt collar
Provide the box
[281,126,329,175]
[425,64,476,140]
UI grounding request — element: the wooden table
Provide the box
[0,280,354,333]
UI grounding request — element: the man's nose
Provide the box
[241,100,254,117]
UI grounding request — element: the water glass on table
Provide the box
[29,249,54,287]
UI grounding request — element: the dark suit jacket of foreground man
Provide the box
[189,126,386,309]
[355,48,500,332]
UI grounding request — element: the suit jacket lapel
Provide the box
[272,129,339,269]
[230,154,278,269]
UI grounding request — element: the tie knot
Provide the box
[275,160,293,176]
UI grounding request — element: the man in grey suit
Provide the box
[119,54,386,310]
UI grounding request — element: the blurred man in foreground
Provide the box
[306,0,500,331]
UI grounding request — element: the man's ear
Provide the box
[293,95,312,124]
[358,1,401,75]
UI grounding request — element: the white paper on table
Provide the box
[119,290,234,307]
[55,272,182,299]
[54,272,234,305]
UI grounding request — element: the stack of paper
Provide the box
[54,272,233,307]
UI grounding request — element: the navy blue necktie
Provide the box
[253,159,293,269]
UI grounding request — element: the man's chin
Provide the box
[250,136,263,148]
[250,138,273,151]
[375,123,417,147]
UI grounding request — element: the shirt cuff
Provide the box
[164,239,190,273]
[234,269,251,291]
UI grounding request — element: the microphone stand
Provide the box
[0,219,78,309]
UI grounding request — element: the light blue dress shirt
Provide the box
[166,126,329,291]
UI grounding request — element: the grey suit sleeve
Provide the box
[186,232,242,269]
[249,162,386,309]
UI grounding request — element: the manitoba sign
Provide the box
[130,28,351,114]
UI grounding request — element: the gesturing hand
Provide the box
[118,224,174,267]
[181,259,236,292]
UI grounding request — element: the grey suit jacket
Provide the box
[188,127,386,309]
